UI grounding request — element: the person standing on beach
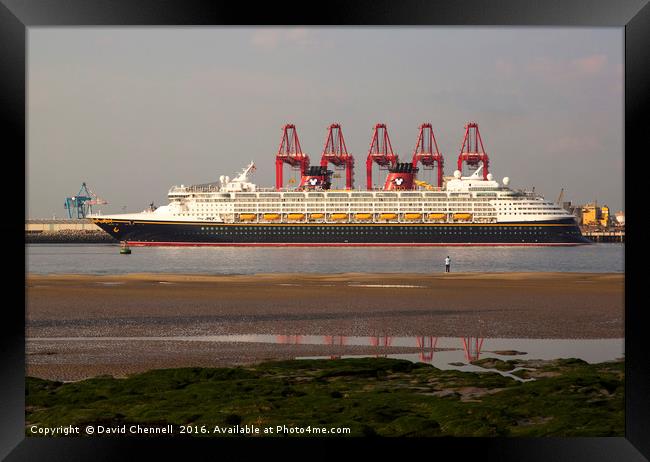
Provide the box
[445,256,451,273]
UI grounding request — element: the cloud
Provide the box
[250,28,312,50]
[284,28,310,42]
[546,135,601,154]
[572,54,607,74]
[525,54,608,84]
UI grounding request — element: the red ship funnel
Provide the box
[299,165,333,190]
[383,162,419,190]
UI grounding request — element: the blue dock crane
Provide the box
[64,182,108,219]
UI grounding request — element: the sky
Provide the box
[27,27,623,218]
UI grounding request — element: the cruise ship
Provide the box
[90,160,590,246]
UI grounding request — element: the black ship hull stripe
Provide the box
[93,220,591,245]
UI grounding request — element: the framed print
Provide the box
[3,0,648,459]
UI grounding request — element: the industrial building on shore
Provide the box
[568,202,625,243]
[554,199,623,229]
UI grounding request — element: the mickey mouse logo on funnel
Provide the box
[384,162,419,190]
[299,165,333,190]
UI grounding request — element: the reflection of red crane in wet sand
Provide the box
[370,336,392,358]
[324,335,347,359]
[416,336,438,363]
[461,337,484,362]
[370,336,392,347]
[272,335,485,364]
[276,335,303,345]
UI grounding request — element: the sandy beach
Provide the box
[26,272,624,381]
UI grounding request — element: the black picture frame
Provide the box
[4,0,648,459]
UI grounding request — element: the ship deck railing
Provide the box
[169,186,448,194]
[224,215,498,224]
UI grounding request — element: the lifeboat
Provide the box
[404,213,422,220]
[453,213,472,221]
[355,213,372,220]
[287,213,305,221]
[379,213,397,220]
[427,213,446,221]
[263,213,281,221]
[239,214,256,221]
[309,213,325,220]
[330,213,348,221]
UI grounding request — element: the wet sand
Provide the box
[26,272,624,381]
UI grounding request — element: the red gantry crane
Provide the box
[366,123,398,190]
[275,124,310,190]
[320,123,354,190]
[457,122,490,180]
[412,123,445,187]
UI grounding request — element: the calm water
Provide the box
[26,243,624,274]
[30,335,623,381]
[296,336,624,380]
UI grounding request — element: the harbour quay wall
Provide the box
[26,220,116,243]
[581,229,625,243]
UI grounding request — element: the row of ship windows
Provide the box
[192,229,580,235]
[207,203,485,207]
[190,195,470,200]
[189,196,498,201]
[193,210,486,214]
[191,206,490,211]
[228,205,481,208]
[197,226,566,232]
[499,208,561,211]
[226,209,481,212]
[262,203,496,208]
[189,197,495,202]
[499,212,565,215]
[185,190,527,196]
[228,203,484,206]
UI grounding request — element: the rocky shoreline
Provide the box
[26,356,624,436]
[26,230,116,244]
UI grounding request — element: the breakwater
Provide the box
[26,219,116,243]
[26,229,116,243]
